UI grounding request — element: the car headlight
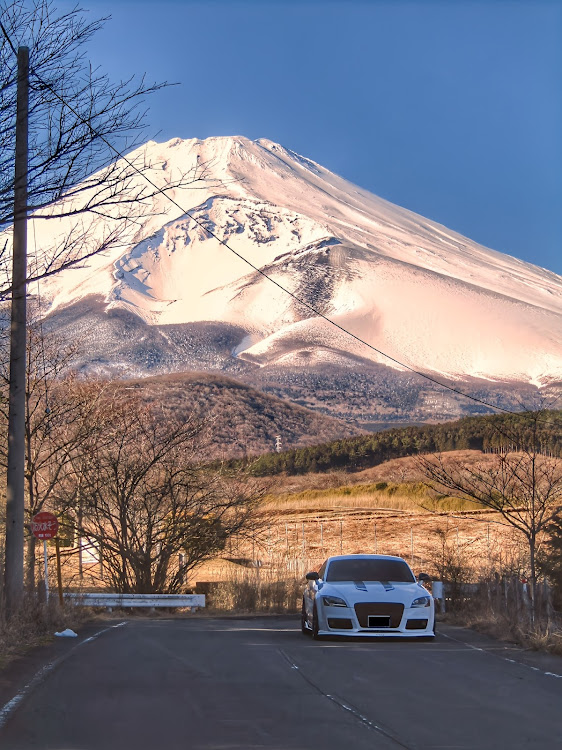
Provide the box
[322,595,348,607]
[411,595,431,608]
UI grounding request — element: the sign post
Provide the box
[31,512,59,602]
[55,538,64,607]
[43,538,49,600]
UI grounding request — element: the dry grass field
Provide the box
[7,449,557,653]
[192,452,529,595]
[189,501,525,613]
[49,451,535,604]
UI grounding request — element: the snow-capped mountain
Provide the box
[29,135,562,392]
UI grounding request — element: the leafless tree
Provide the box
[537,515,562,610]
[418,412,562,617]
[55,398,265,594]
[0,311,108,587]
[0,0,214,295]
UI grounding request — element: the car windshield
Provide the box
[326,559,415,583]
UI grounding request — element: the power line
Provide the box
[0,19,17,56]
[1,23,559,421]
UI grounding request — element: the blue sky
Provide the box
[77,0,561,274]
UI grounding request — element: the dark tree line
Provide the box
[231,411,562,477]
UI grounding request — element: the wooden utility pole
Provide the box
[4,46,29,619]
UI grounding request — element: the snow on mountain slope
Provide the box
[27,135,562,385]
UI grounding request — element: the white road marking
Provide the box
[440,631,562,678]
[0,663,55,729]
[278,647,413,749]
[440,632,485,652]
[0,621,127,731]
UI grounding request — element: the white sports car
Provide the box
[301,554,435,639]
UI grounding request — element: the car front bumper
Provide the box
[316,603,435,637]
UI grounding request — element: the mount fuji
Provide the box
[25,135,562,427]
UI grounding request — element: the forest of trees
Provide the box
[235,411,562,476]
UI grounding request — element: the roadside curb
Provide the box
[0,619,126,729]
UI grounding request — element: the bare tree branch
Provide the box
[0,1,220,298]
[417,412,562,617]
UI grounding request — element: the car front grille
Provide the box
[354,602,404,628]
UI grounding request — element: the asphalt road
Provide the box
[1,616,562,750]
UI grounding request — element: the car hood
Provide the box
[321,581,429,605]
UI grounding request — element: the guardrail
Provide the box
[64,593,205,610]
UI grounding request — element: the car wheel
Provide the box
[301,599,310,635]
[312,603,322,640]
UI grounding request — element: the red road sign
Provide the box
[31,511,59,540]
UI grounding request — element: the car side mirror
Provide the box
[418,572,431,582]
[305,572,320,581]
